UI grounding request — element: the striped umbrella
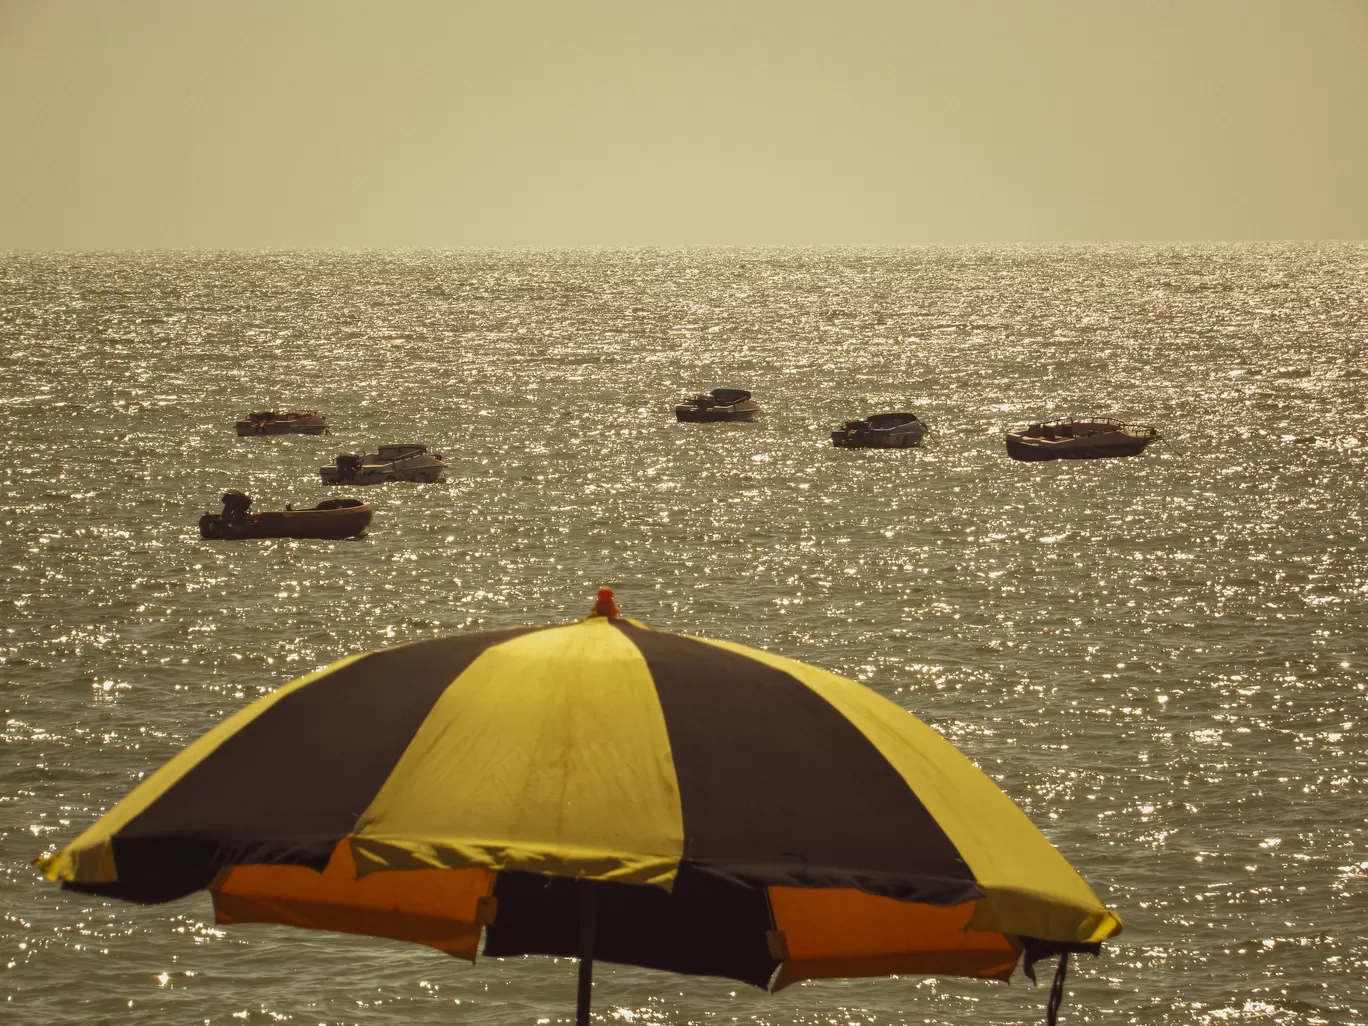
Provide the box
[38,592,1120,1024]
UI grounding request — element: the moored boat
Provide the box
[319,444,447,485]
[1004,419,1159,461]
[675,388,760,422]
[235,410,329,436]
[832,411,927,448]
[199,498,372,540]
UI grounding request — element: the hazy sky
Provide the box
[2,0,1366,247]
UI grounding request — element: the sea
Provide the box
[1,245,1365,1025]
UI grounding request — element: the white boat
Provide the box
[675,388,761,422]
[320,444,447,485]
[831,412,927,448]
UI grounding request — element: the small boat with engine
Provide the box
[235,410,329,436]
[320,444,447,485]
[1004,418,1159,461]
[832,411,927,448]
[200,496,372,540]
[675,388,760,422]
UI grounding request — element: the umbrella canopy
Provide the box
[37,602,1121,1011]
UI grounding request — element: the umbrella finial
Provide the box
[589,587,619,618]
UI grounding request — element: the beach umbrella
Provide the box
[37,591,1120,1025]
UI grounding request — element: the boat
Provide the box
[675,388,760,422]
[1004,418,1159,461]
[319,444,447,485]
[832,411,927,448]
[199,498,372,539]
[235,410,329,436]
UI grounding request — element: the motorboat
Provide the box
[832,412,927,448]
[1004,419,1159,461]
[319,444,447,485]
[236,410,329,436]
[675,388,760,422]
[199,498,372,540]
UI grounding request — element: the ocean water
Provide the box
[1,245,1365,1025]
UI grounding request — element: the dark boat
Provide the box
[675,388,760,422]
[235,410,329,436]
[832,412,927,448]
[199,498,372,539]
[1004,419,1159,461]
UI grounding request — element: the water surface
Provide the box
[2,245,1365,1025]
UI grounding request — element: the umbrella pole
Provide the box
[576,881,597,1026]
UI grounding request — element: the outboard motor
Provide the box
[335,453,363,480]
[221,490,253,526]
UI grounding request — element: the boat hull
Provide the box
[1004,434,1155,462]
[832,423,925,448]
[319,465,446,485]
[236,412,329,436]
[675,405,759,422]
[832,432,923,448]
[236,422,328,436]
[200,506,372,540]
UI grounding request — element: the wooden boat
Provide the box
[1004,419,1159,461]
[675,388,760,422]
[199,499,372,539]
[319,444,447,485]
[236,410,329,436]
[832,412,927,448]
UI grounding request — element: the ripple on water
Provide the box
[2,245,1366,1025]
